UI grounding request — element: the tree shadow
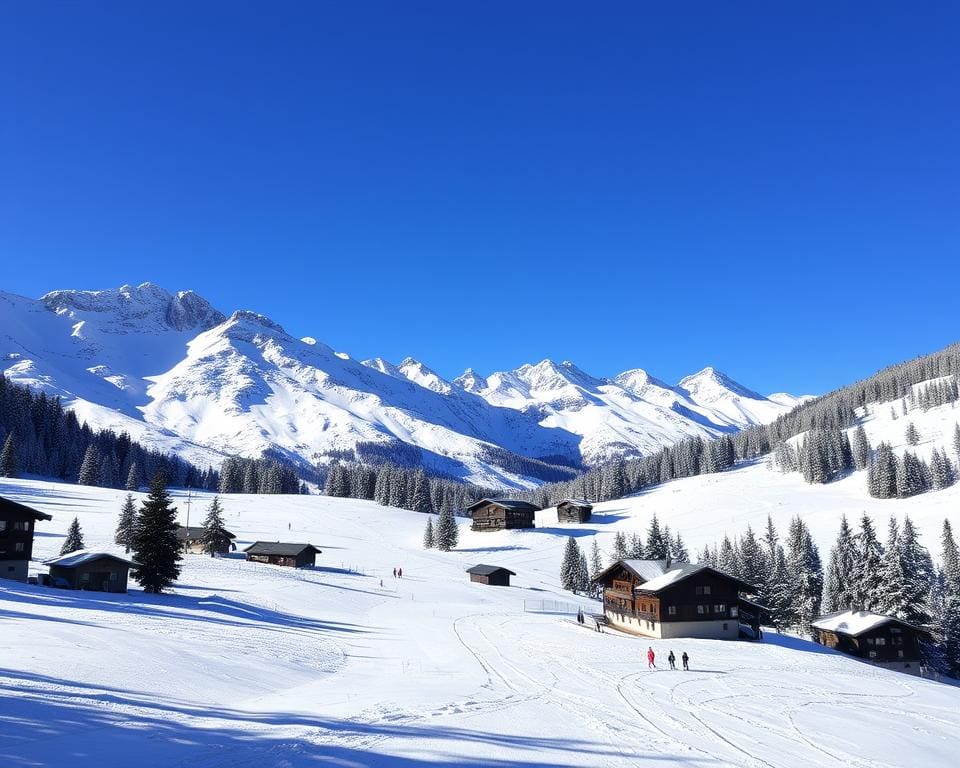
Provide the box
[455,545,529,553]
[762,629,837,656]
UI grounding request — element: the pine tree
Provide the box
[905,422,920,446]
[898,515,934,626]
[942,519,960,596]
[670,531,689,562]
[0,434,16,478]
[785,516,823,634]
[577,551,590,593]
[822,515,857,613]
[852,513,884,610]
[737,526,765,591]
[200,496,232,556]
[953,423,960,461]
[125,462,142,491]
[717,535,739,577]
[645,514,668,559]
[560,537,582,592]
[611,531,627,564]
[435,504,459,552]
[589,538,603,582]
[77,444,101,486]
[115,493,137,553]
[423,515,435,549]
[879,517,909,618]
[60,516,84,555]
[851,425,870,471]
[410,469,433,514]
[131,472,182,593]
[628,532,645,559]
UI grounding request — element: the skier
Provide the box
[667,650,676,670]
[393,567,397,578]
[647,647,656,669]
[682,651,689,671]
[398,567,403,578]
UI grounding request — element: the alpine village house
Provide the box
[468,498,539,531]
[594,558,758,640]
[811,610,930,676]
[0,495,51,582]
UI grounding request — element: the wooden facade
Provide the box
[177,525,236,554]
[468,499,539,532]
[556,499,593,523]
[0,495,52,582]
[243,542,321,568]
[812,611,928,675]
[594,559,755,640]
[467,564,516,586]
[45,551,138,593]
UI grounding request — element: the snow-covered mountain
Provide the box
[1,283,809,487]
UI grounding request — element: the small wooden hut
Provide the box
[556,499,593,523]
[44,550,139,593]
[243,542,321,568]
[466,564,516,587]
[467,499,539,531]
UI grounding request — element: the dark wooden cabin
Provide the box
[243,542,321,568]
[467,564,516,587]
[0,495,52,582]
[44,551,138,593]
[812,610,930,675]
[177,525,236,554]
[556,499,593,523]
[468,499,539,531]
[593,558,756,639]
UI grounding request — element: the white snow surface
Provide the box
[1,284,809,487]
[2,473,958,768]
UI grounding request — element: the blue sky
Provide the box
[2,3,958,395]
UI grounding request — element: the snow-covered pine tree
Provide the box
[242,462,258,494]
[435,505,459,551]
[560,537,582,592]
[851,425,870,471]
[131,472,182,593]
[60,517,84,555]
[953,423,960,461]
[737,526,765,591]
[589,538,603,582]
[785,516,823,634]
[577,551,590,593]
[822,515,857,613]
[200,496,232,556]
[423,515,435,549]
[878,517,908,618]
[628,532,645,559]
[851,513,884,610]
[115,493,137,553]
[937,520,960,676]
[717,535,739,577]
[125,461,142,491]
[867,442,897,498]
[0,434,16,478]
[942,519,960,596]
[905,421,920,446]
[898,515,935,626]
[645,514,668,559]
[77,444,101,486]
[611,531,627,564]
[410,469,433,514]
[670,530,689,562]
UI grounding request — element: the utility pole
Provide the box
[184,488,193,552]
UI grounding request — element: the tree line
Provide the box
[0,375,213,490]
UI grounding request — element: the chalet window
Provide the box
[869,650,877,659]
[898,650,904,658]
[714,604,726,614]
[892,636,904,646]
[0,521,6,531]
[890,627,902,634]
[667,606,676,616]
[875,638,886,646]
[110,572,118,581]
[697,605,706,615]
[695,586,711,596]
[13,521,30,531]
[730,606,738,618]
[14,542,24,552]
[866,638,874,645]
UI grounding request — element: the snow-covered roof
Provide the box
[593,558,755,594]
[44,550,139,569]
[243,542,321,557]
[811,610,922,637]
[466,498,540,513]
[635,563,705,592]
[557,499,593,508]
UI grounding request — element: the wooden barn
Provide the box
[467,498,539,532]
[593,558,756,640]
[556,499,593,523]
[243,542,321,568]
[466,564,516,587]
[811,610,930,676]
[44,550,139,593]
[177,525,237,554]
[0,495,52,582]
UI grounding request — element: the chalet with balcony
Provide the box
[593,558,756,640]
[812,610,930,676]
[467,499,539,531]
[0,495,52,582]
[556,499,593,523]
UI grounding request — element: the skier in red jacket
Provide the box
[647,647,656,669]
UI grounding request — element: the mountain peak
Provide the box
[397,357,452,394]
[679,367,764,401]
[453,368,488,393]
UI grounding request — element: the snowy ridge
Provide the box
[1,284,808,486]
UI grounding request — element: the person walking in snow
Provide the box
[647,647,656,669]
[682,651,689,671]
[393,567,397,578]
[667,651,676,670]
[398,567,403,578]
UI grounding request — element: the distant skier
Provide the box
[398,567,403,578]
[647,647,656,669]
[595,619,602,633]
[393,568,397,578]
[668,650,676,670]
[682,651,689,671]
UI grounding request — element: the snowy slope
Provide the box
[1,284,808,486]
[1,475,957,768]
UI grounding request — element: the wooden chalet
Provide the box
[466,564,516,587]
[593,558,756,640]
[177,525,237,554]
[556,499,593,523]
[467,498,539,532]
[0,495,52,582]
[44,550,139,593]
[243,542,321,568]
[812,610,930,676]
